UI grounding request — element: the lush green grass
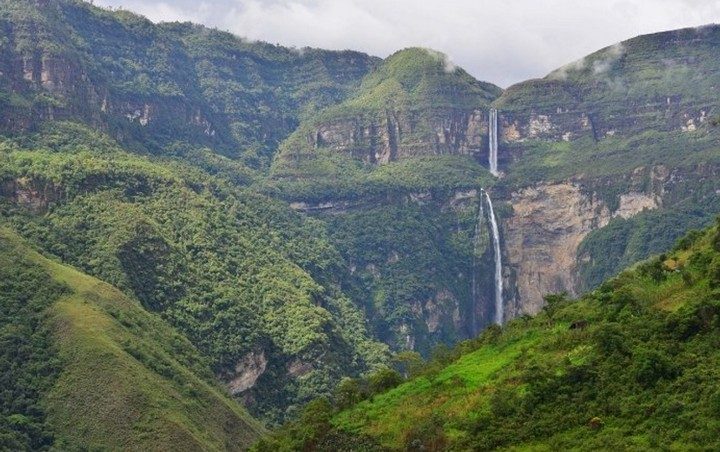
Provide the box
[332,326,548,449]
[0,227,266,450]
[263,222,720,450]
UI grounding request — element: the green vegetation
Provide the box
[0,228,264,450]
[0,232,66,450]
[262,222,720,450]
[267,152,495,202]
[271,47,501,182]
[4,2,720,449]
[0,0,378,166]
[324,47,500,114]
[503,131,720,187]
[0,124,389,423]
[322,199,495,353]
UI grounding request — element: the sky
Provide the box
[94,0,720,87]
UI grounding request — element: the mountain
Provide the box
[270,47,501,196]
[258,222,720,450]
[0,227,264,450]
[0,0,392,427]
[0,122,392,425]
[262,25,720,353]
[2,0,720,447]
[0,0,378,165]
[494,25,720,317]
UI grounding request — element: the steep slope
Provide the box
[4,0,720,437]
[0,124,388,423]
[260,222,720,450]
[486,25,720,318]
[0,0,378,165]
[0,227,264,450]
[262,49,504,353]
[272,47,501,182]
[265,27,720,351]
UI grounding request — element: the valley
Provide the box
[1,0,719,450]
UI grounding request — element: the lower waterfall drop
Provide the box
[484,190,504,325]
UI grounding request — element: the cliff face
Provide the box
[503,179,663,316]
[0,0,379,161]
[306,108,489,164]
[273,48,502,173]
[273,27,720,346]
[486,26,720,318]
[291,187,496,354]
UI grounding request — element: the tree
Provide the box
[367,366,403,395]
[393,350,423,378]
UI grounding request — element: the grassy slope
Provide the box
[0,227,265,450]
[297,224,720,450]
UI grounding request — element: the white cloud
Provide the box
[94,0,720,87]
[592,42,626,75]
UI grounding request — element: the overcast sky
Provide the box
[94,0,720,87]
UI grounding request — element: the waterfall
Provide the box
[484,191,504,325]
[470,194,484,333]
[488,109,499,176]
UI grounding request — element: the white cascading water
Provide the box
[488,108,499,176]
[484,191,504,325]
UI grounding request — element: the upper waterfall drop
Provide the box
[484,190,504,325]
[488,109,499,176]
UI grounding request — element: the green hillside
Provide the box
[0,227,265,450]
[0,0,378,165]
[3,1,720,449]
[270,47,502,197]
[0,122,389,423]
[259,222,720,450]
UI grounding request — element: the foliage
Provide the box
[265,221,720,450]
[0,0,378,166]
[0,234,66,450]
[0,126,389,423]
[0,228,265,450]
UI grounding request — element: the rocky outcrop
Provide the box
[225,350,268,395]
[411,289,462,335]
[503,183,612,316]
[0,177,63,213]
[502,176,664,317]
[306,108,490,164]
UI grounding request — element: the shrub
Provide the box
[367,366,403,395]
[632,349,679,388]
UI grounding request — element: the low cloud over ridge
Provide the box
[95,0,720,87]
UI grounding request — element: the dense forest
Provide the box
[258,222,720,450]
[1,0,720,450]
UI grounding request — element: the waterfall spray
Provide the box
[488,109,499,176]
[484,191,504,325]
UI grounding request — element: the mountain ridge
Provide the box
[2,1,720,448]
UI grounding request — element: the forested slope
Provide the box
[259,222,720,450]
[0,227,265,450]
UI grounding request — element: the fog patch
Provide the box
[592,42,625,74]
[423,48,458,73]
[548,57,587,80]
